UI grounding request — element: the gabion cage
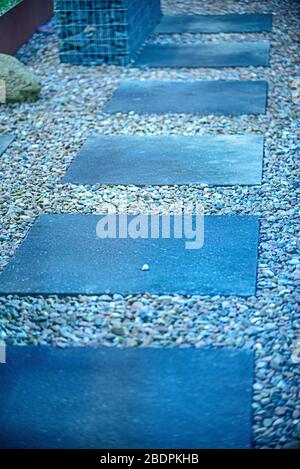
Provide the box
[55,0,162,65]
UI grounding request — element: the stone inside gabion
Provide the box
[55,0,162,65]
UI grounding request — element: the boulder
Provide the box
[0,54,41,103]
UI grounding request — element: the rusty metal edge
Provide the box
[0,0,53,55]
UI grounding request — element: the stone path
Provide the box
[0,346,253,449]
[104,80,268,115]
[0,135,14,157]
[0,8,275,449]
[62,134,264,186]
[134,42,270,68]
[155,13,272,33]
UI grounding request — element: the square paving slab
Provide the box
[134,42,270,68]
[62,134,264,186]
[155,13,272,33]
[0,135,14,156]
[103,80,268,115]
[0,214,259,296]
[0,346,254,449]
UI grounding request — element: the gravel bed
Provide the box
[0,0,299,449]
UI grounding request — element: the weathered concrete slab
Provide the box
[0,214,259,296]
[135,42,270,68]
[0,346,254,449]
[104,80,268,115]
[62,134,264,185]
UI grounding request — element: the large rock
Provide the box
[0,54,41,103]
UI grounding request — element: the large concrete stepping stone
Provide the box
[0,214,259,296]
[135,42,270,68]
[0,135,14,156]
[104,80,268,115]
[155,13,272,33]
[62,134,264,186]
[0,346,254,449]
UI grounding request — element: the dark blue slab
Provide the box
[0,135,14,156]
[135,42,270,68]
[0,215,259,296]
[62,134,264,185]
[104,80,267,115]
[155,14,272,33]
[0,346,254,449]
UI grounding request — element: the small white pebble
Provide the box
[141,264,150,271]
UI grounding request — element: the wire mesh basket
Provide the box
[55,0,161,65]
